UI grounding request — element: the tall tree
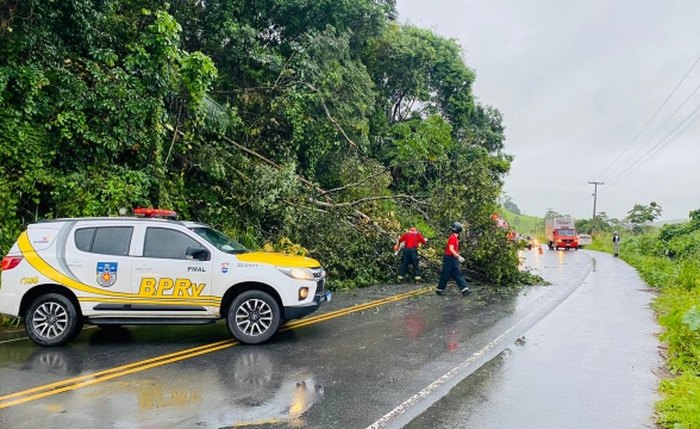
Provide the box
[626,202,663,233]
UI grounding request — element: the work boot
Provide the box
[414,276,421,282]
[435,289,446,296]
[461,287,471,296]
[397,275,404,282]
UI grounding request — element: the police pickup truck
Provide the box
[0,209,331,346]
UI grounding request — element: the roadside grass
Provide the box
[0,315,21,330]
[586,232,613,253]
[658,374,700,429]
[590,231,700,428]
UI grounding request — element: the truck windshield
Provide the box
[190,227,248,254]
[557,229,577,236]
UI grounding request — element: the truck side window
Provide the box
[75,227,132,256]
[75,228,95,252]
[143,228,205,260]
[92,227,133,256]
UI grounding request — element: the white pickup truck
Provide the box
[0,209,331,346]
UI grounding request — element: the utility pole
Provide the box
[588,181,604,221]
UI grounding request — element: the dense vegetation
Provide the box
[0,1,532,290]
[589,210,700,428]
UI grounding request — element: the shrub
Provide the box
[655,286,700,373]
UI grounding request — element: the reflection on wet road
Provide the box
[0,248,642,429]
[405,249,659,429]
[0,287,430,413]
[3,346,322,428]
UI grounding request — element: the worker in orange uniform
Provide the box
[394,226,427,282]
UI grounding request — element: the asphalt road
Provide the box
[0,248,659,428]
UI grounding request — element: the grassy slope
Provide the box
[500,209,545,239]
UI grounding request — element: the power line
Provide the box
[597,54,700,179]
[606,102,700,190]
[607,84,700,180]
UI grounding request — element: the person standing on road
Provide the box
[612,231,621,257]
[395,226,427,282]
[436,222,470,296]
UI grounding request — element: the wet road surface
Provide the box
[0,249,659,428]
[405,250,660,429]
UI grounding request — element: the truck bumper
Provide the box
[283,291,332,320]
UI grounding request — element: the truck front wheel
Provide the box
[25,293,83,347]
[227,290,281,344]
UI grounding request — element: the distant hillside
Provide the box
[500,209,545,237]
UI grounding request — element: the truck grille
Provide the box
[312,268,326,293]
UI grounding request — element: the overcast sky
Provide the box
[397,0,700,221]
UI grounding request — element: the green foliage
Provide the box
[626,201,663,233]
[0,0,533,290]
[387,115,453,165]
[657,374,700,429]
[288,210,393,290]
[684,307,700,332]
[575,212,624,234]
[656,286,700,373]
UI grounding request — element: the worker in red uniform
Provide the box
[394,226,427,282]
[436,221,470,296]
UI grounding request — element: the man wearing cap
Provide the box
[395,226,427,282]
[436,221,470,296]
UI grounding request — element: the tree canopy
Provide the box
[0,0,529,287]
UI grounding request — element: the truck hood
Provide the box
[236,252,321,268]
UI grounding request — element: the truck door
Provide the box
[66,224,135,299]
[132,226,213,314]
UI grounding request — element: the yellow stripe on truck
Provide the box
[17,231,218,304]
[236,251,321,268]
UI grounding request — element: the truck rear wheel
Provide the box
[227,290,281,344]
[25,293,83,347]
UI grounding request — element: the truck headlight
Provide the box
[277,267,315,280]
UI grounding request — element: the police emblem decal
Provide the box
[96,262,118,287]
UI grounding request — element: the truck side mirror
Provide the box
[186,247,210,261]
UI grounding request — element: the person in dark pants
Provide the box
[436,221,470,296]
[612,231,621,257]
[395,226,427,282]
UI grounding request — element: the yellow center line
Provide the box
[0,286,431,409]
[283,287,432,331]
[0,338,234,402]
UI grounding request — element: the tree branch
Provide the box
[297,81,359,150]
[309,194,427,209]
[317,168,390,197]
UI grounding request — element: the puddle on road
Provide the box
[6,347,323,429]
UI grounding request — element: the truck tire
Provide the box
[227,290,281,344]
[25,293,83,347]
